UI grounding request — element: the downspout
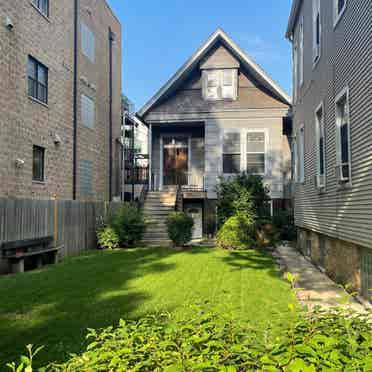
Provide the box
[72,0,79,200]
[109,28,114,201]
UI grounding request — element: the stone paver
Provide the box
[275,244,366,312]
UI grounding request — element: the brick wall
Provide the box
[0,0,122,201]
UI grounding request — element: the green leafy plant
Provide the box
[108,203,146,247]
[166,212,194,247]
[216,214,255,250]
[15,303,371,371]
[216,174,269,227]
[6,344,43,372]
[96,226,120,250]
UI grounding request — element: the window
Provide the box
[28,56,48,104]
[32,0,49,17]
[81,94,95,128]
[299,18,304,86]
[80,160,93,195]
[334,0,347,26]
[297,125,305,183]
[81,23,95,63]
[246,131,266,175]
[203,69,237,101]
[33,145,45,182]
[293,42,298,102]
[312,0,321,65]
[315,103,326,188]
[335,87,351,183]
[223,132,240,174]
[291,138,298,182]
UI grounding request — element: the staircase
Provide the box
[141,189,177,247]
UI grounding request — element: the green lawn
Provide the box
[0,247,293,367]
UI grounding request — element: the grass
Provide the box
[0,247,293,367]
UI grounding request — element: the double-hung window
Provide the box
[246,131,266,175]
[81,94,95,128]
[335,87,351,183]
[293,42,298,102]
[204,69,237,101]
[28,56,48,104]
[32,0,49,17]
[33,145,45,182]
[334,0,347,27]
[299,18,304,86]
[315,103,326,188]
[297,125,305,183]
[223,132,241,174]
[81,23,95,63]
[312,0,321,65]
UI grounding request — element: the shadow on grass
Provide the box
[0,247,179,367]
[219,249,281,277]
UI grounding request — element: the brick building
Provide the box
[0,0,122,201]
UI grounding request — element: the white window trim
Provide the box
[297,124,305,184]
[221,129,243,176]
[312,0,321,69]
[202,69,238,101]
[159,134,191,191]
[293,41,298,103]
[221,128,269,177]
[246,129,269,177]
[333,0,347,28]
[292,136,298,183]
[315,102,326,189]
[299,16,304,87]
[335,86,352,186]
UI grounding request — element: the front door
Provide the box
[163,137,188,186]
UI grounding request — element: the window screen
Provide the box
[246,132,265,175]
[81,23,95,63]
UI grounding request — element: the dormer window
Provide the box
[203,69,237,101]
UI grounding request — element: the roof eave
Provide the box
[285,0,301,40]
[138,28,291,117]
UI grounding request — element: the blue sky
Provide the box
[107,0,293,111]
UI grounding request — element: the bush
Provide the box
[13,305,371,371]
[216,214,255,250]
[96,226,119,250]
[272,210,297,241]
[216,174,269,227]
[166,212,194,247]
[108,203,146,247]
[255,220,280,248]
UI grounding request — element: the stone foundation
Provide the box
[297,228,362,295]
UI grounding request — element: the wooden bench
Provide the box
[1,236,62,273]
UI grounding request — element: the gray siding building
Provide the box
[138,29,291,238]
[286,0,372,299]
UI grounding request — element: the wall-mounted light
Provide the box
[5,16,14,31]
[53,134,62,145]
[15,159,25,168]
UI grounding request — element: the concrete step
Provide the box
[141,240,172,247]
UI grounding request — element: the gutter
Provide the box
[72,0,79,200]
[286,0,302,40]
[108,28,115,201]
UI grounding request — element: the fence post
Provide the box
[54,196,58,247]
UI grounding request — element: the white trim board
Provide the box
[138,29,291,118]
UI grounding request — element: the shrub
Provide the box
[12,305,371,371]
[255,221,280,248]
[216,214,255,250]
[166,212,194,247]
[108,203,146,247]
[272,210,297,241]
[216,174,269,227]
[96,226,119,250]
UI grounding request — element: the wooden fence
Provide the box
[0,198,123,274]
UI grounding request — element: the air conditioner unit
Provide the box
[313,174,325,189]
[335,163,349,183]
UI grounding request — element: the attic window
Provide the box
[203,69,237,101]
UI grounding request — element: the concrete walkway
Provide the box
[275,244,367,312]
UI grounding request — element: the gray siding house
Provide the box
[286,0,372,299]
[138,29,291,241]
